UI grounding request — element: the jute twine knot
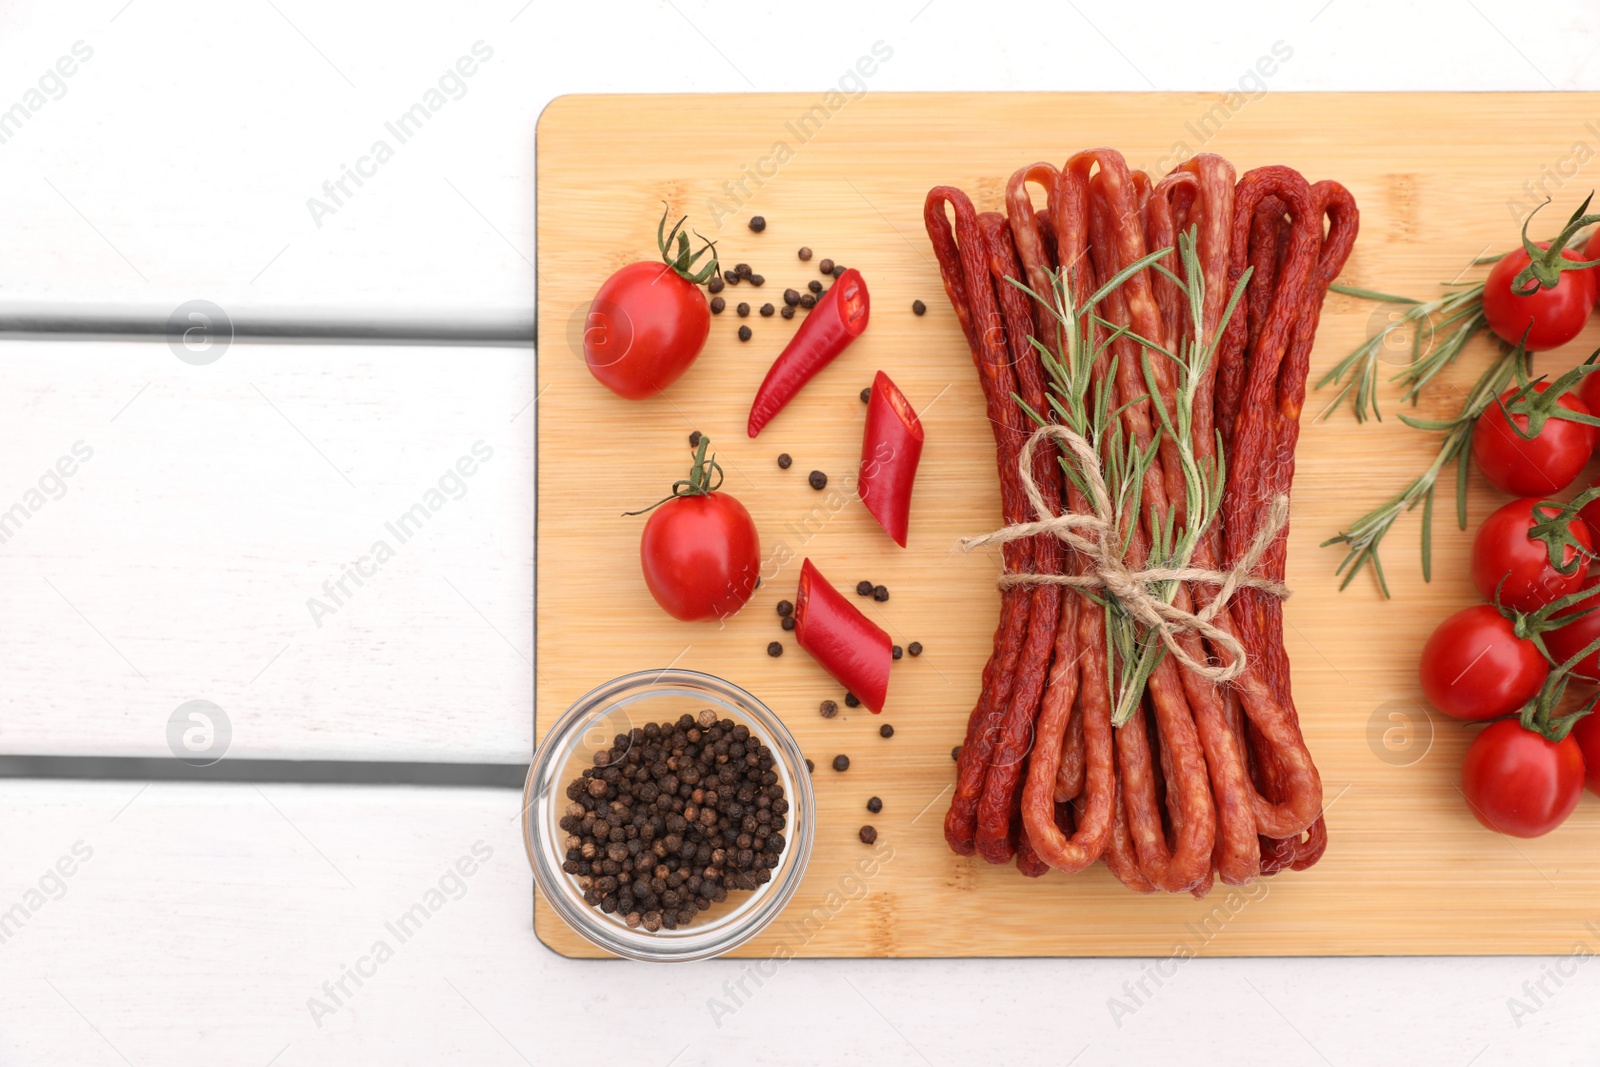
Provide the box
[959,424,1290,683]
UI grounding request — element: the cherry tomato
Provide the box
[1419,605,1547,721]
[1542,575,1600,682]
[1470,496,1592,612]
[1482,243,1596,352]
[584,261,710,400]
[1470,384,1594,496]
[1460,719,1584,838]
[640,491,759,621]
[1572,713,1600,795]
[1577,368,1600,431]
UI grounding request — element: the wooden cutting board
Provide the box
[534,92,1600,957]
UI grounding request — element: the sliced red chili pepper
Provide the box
[746,268,870,437]
[793,557,891,713]
[858,370,924,547]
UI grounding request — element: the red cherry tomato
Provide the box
[1542,575,1600,683]
[1419,605,1547,721]
[1577,369,1600,431]
[584,261,710,400]
[1470,384,1594,496]
[640,491,760,622]
[1460,719,1585,838]
[1571,713,1600,795]
[1470,496,1592,612]
[1482,243,1596,352]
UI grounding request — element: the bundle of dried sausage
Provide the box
[925,149,1356,895]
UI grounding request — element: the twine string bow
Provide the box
[959,424,1290,683]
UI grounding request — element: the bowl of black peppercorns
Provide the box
[525,668,814,961]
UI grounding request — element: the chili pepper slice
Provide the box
[793,558,891,713]
[858,370,924,547]
[747,268,871,437]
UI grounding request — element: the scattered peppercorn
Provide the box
[819,258,835,274]
[808,470,827,490]
[780,616,795,631]
[844,692,860,708]
[891,645,903,661]
[855,580,874,596]
[806,758,814,773]
[908,641,923,657]
[776,600,794,617]
[748,216,766,232]
[737,302,750,317]
[798,246,813,261]
[951,745,962,761]
[738,325,752,342]
[832,264,846,279]
[860,386,871,404]
[867,796,883,813]
[783,288,801,307]
[879,724,894,739]
[872,585,889,602]
[735,263,752,278]
[689,431,702,448]
[807,280,823,294]
[749,274,765,287]
[777,453,792,469]
[819,699,838,719]
[832,754,850,772]
[708,275,725,294]
[780,305,795,320]
[798,293,816,310]
[858,825,877,845]
[767,641,783,657]
[723,270,740,286]
[760,303,775,317]
[912,299,927,315]
[710,296,726,314]
[558,713,787,930]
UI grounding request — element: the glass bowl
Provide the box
[524,668,814,962]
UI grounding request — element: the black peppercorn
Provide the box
[892,645,903,660]
[780,305,795,320]
[780,616,795,631]
[735,262,751,278]
[908,641,923,657]
[723,270,739,285]
[951,745,961,762]
[777,453,792,469]
[689,431,702,448]
[798,293,816,310]
[844,692,860,708]
[808,470,827,490]
[858,825,877,845]
[819,699,838,719]
[806,758,814,773]
[867,796,882,814]
[879,724,894,738]
[748,216,766,232]
[819,258,834,274]
[766,641,783,657]
[912,299,927,315]
[783,288,800,306]
[708,275,724,293]
[798,246,813,261]
[738,325,752,342]
[832,754,850,772]
[760,303,775,317]
[737,302,750,318]
[860,386,871,404]
[832,264,846,278]
[855,580,873,596]
[749,274,765,287]
[776,600,794,617]
[807,280,823,294]
[872,585,889,602]
[710,296,725,314]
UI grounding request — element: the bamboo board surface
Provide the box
[535,92,1600,958]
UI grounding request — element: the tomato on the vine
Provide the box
[1460,719,1585,838]
[635,438,760,623]
[1571,713,1600,795]
[1470,497,1593,612]
[1470,384,1594,496]
[1482,243,1597,352]
[1418,605,1547,721]
[1542,575,1600,683]
[584,207,717,400]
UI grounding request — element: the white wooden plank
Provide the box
[0,1,1594,319]
[0,339,534,761]
[0,780,1595,1065]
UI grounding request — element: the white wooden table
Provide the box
[2,1,1598,1063]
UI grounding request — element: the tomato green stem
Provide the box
[622,437,725,516]
[1514,193,1600,292]
[656,202,720,286]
